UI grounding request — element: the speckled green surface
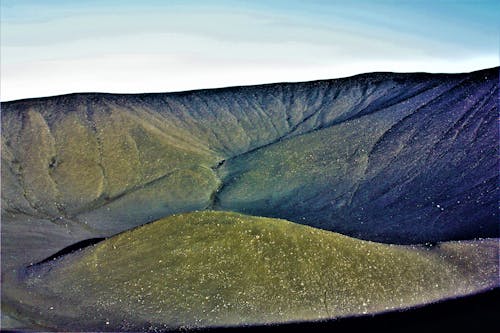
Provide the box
[25,211,498,331]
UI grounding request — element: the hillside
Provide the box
[1,68,498,243]
[19,211,499,331]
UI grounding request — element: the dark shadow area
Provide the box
[28,237,105,266]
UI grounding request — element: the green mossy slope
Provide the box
[27,211,498,330]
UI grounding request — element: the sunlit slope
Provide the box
[26,211,498,331]
[1,96,219,232]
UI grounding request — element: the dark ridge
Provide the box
[207,159,226,210]
[1,67,496,105]
[29,237,105,266]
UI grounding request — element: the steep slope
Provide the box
[1,68,497,243]
[19,211,498,331]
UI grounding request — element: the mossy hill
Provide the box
[24,211,498,331]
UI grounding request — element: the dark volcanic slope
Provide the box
[1,68,498,248]
[215,69,499,242]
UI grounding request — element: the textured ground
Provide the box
[1,68,498,330]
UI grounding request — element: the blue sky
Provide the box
[1,0,498,101]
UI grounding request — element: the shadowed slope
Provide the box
[216,69,498,243]
[21,211,498,331]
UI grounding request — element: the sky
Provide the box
[1,0,499,101]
